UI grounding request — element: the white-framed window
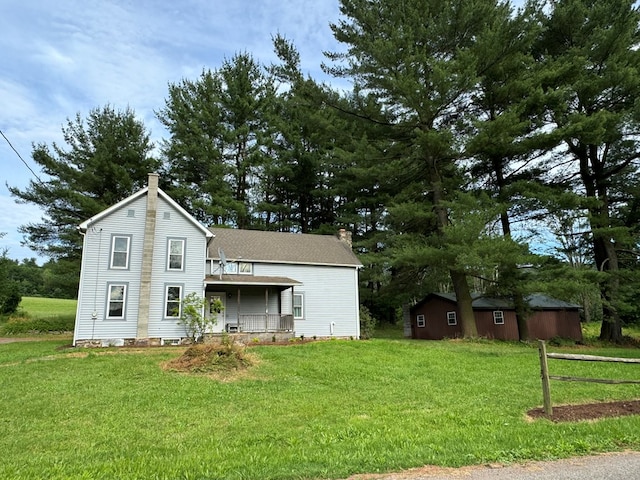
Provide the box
[110,235,131,269]
[239,262,252,274]
[416,314,426,328]
[493,310,505,325]
[106,283,127,319]
[164,285,183,318]
[223,262,238,274]
[293,293,304,319]
[447,311,457,326]
[167,238,185,271]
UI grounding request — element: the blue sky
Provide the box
[1,0,345,262]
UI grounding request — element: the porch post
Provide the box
[237,288,241,331]
[265,288,269,331]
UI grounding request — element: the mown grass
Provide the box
[0,297,77,335]
[1,338,639,480]
[18,296,77,318]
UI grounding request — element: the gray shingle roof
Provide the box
[208,228,362,267]
[205,274,302,286]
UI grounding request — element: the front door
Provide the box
[208,292,226,331]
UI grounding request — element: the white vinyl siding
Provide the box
[147,199,208,339]
[74,195,147,343]
[73,192,210,344]
[256,263,359,338]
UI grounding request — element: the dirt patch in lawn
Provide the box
[162,342,259,381]
[527,399,640,422]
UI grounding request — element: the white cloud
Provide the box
[1,0,346,261]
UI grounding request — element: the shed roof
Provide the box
[208,227,362,267]
[413,293,579,311]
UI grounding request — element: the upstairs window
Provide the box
[110,235,131,269]
[223,262,238,274]
[239,262,252,274]
[167,238,185,271]
[493,310,505,325]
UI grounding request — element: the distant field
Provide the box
[19,296,77,318]
[0,297,77,336]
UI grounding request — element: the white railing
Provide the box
[238,314,294,333]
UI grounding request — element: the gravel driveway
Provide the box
[345,451,640,480]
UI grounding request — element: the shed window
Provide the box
[447,311,457,326]
[167,238,185,271]
[106,284,127,319]
[416,314,425,328]
[165,285,183,318]
[293,293,304,319]
[110,235,131,269]
[493,310,505,325]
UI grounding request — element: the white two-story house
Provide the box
[73,174,362,346]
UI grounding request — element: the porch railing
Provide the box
[237,314,294,333]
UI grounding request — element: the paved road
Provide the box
[347,452,640,480]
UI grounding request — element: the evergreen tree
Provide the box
[327,0,517,336]
[465,0,550,339]
[537,0,640,342]
[0,234,22,315]
[158,53,277,228]
[9,106,157,274]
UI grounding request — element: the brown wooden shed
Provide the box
[409,293,582,341]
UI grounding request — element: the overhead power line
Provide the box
[0,128,43,184]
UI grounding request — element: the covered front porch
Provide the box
[204,274,301,334]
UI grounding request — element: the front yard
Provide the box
[0,337,639,479]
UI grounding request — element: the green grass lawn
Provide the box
[0,297,77,336]
[18,296,77,318]
[1,338,639,480]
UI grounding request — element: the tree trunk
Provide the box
[450,269,478,337]
[513,291,529,341]
[596,235,622,342]
[496,160,529,340]
[576,144,623,343]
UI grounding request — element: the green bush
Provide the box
[359,305,378,339]
[0,283,22,315]
[0,313,75,335]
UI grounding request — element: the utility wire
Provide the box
[0,128,43,184]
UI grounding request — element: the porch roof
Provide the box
[204,274,302,287]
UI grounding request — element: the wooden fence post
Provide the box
[538,340,553,416]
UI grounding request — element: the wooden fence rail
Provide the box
[538,340,640,415]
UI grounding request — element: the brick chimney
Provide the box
[136,173,159,342]
[337,228,353,248]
